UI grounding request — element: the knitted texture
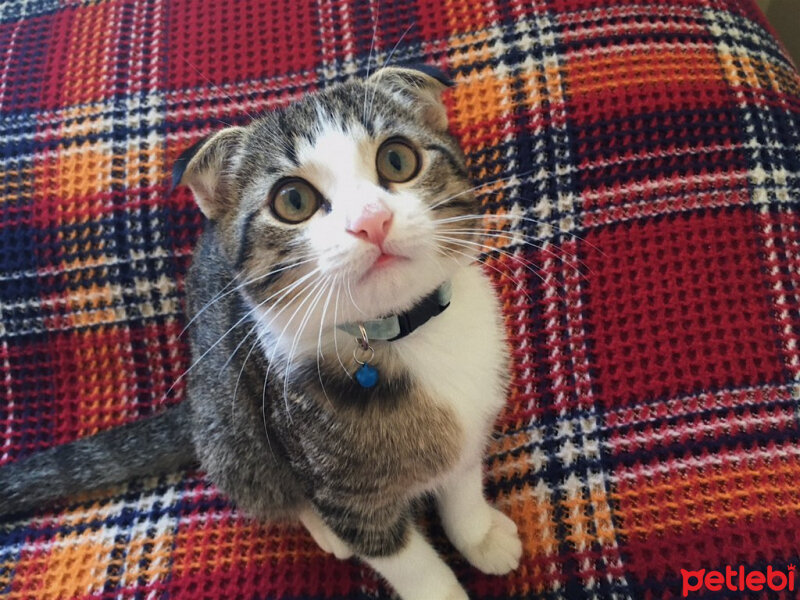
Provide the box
[1,0,800,598]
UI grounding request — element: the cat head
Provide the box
[174,66,479,328]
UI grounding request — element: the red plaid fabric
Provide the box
[1,0,799,598]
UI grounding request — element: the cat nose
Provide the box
[346,202,393,247]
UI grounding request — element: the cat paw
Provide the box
[314,526,354,560]
[407,581,468,600]
[442,582,469,600]
[459,508,522,575]
[299,508,354,560]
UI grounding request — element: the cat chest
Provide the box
[293,333,506,497]
[293,383,464,497]
[286,266,508,496]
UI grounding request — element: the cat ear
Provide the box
[368,65,454,131]
[172,127,246,220]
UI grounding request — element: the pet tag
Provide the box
[353,325,378,388]
[355,363,378,388]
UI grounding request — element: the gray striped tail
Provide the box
[0,402,197,516]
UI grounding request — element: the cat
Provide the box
[0,65,522,600]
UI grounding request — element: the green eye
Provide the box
[270,178,320,224]
[376,138,420,184]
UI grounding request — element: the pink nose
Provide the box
[346,203,393,247]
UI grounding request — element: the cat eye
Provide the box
[376,138,420,184]
[269,178,321,224]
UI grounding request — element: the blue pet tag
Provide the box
[355,363,379,388]
[353,326,378,388]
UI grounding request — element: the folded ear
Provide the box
[172,127,246,220]
[368,65,454,131]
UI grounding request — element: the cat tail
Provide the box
[0,401,197,516]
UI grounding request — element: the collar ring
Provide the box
[357,324,370,351]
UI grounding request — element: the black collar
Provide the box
[336,281,452,341]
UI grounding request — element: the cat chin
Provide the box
[349,256,458,319]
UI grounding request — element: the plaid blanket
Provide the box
[2,0,799,598]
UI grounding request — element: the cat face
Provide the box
[175,67,479,333]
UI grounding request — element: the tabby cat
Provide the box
[0,66,522,600]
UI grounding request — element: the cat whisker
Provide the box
[423,169,537,214]
[219,269,326,377]
[231,335,261,422]
[433,234,550,288]
[315,275,338,409]
[362,1,380,122]
[382,23,414,71]
[166,267,323,398]
[180,255,319,338]
[283,276,331,409]
[332,278,351,380]
[346,276,366,316]
[429,247,448,280]
[273,276,329,420]
[317,274,337,363]
[180,268,243,337]
[434,211,605,256]
[435,233,544,272]
[430,239,537,304]
[261,272,328,402]
[261,370,275,458]
[432,213,553,229]
[440,228,590,276]
[259,273,328,383]
[436,237,544,281]
[367,22,415,120]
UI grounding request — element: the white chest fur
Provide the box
[392,264,509,474]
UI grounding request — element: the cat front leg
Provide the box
[436,463,522,575]
[310,499,467,600]
[362,527,468,600]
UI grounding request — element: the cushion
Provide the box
[1,0,799,598]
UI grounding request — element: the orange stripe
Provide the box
[614,445,800,538]
[566,48,724,95]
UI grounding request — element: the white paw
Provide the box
[314,525,354,560]
[458,508,522,575]
[443,582,470,600]
[404,580,468,600]
[299,509,354,560]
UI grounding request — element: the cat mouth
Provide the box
[374,253,399,268]
[361,252,407,279]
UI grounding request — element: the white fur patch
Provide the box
[394,264,508,478]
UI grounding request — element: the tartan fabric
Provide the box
[1,0,799,598]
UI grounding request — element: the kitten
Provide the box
[0,66,522,600]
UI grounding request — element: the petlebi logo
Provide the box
[681,564,795,596]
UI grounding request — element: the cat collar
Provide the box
[339,281,452,388]
[337,281,452,342]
